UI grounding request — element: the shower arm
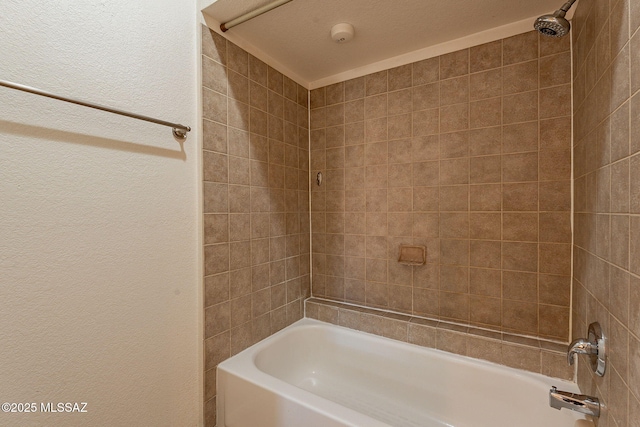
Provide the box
[558,0,577,14]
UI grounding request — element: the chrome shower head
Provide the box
[534,11,571,37]
[534,0,576,38]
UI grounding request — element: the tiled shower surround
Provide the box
[201,26,310,425]
[571,0,640,425]
[309,30,573,342]
[202,2,640,424]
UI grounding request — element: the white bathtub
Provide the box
[217,318,594,427]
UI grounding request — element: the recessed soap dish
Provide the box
[398,245,426,266]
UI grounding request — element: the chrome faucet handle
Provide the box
[567,322,606,376]
[567,338,595,365]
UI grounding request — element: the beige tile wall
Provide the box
[201,26,310,427]
[571,0,640,425]
[310,31,573,342]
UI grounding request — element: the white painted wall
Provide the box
[0,1,201,426]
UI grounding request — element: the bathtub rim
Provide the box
[222,317,578,386]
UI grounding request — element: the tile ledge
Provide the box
[305,297,568,352]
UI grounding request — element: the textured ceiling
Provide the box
[202,0,572,87]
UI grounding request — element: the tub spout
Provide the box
[549,386,600,417]
[567,338,596,365]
